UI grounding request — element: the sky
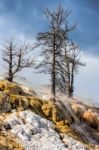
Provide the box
[0,0,99,103]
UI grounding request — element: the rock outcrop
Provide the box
[0,80,37,96]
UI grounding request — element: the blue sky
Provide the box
[0,0,99,54]
[0,0,99,103]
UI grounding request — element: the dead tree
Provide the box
[59,42,85,97]
[36,5,72,97]
[37,5,74,96]
[2,39,35,82]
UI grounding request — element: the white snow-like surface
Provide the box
[62,134,88,150]
[3,110,88,150]
[4,110,67,150]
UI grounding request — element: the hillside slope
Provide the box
[0,80,99,150]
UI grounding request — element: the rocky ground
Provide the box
[0,80,99,150]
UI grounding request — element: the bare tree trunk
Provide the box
[70,64,74,97]
[8,44,13,82]
[51,32,56,97]
[67,60,71,97]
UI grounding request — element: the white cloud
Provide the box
[75,53,99,103]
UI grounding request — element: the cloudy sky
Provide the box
[0,0,99,103]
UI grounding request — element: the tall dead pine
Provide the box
[36,5,70,97]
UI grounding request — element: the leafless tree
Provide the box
[36,5,73,98]
[59,42,85,97]
[2,39,35,82]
